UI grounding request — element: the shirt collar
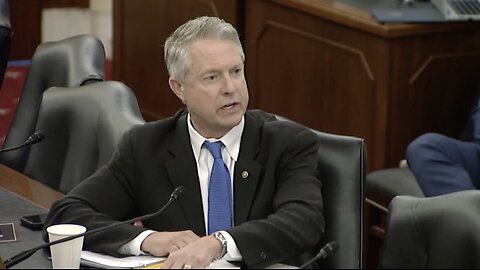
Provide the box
[188,113,244,162]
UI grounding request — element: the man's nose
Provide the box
[222,75,236,93]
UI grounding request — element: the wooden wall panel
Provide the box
[41,0,89,8]
[252,21,376,139]
[245,0,390,171]
[385,36,480,168]
[245,0,480,171]
[409,53,480,137]
[9,0,90,60]
[9,0,42,60]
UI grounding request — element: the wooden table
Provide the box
[0,164,64,269]
[0,164,64,210]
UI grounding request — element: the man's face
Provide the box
[169,39,249,139]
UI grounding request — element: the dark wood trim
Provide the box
[41,0,89,8]
[9,0,42,60]
[112,0,124,82]
[9,0,91,60]
[0,164,64,210]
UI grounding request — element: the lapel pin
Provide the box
[241,171,249,179]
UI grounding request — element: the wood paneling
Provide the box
[113,0,242,121]
[9,0,91,60]
[9,0,42,60]
[42,0,89,8]
[245,0,480,172]
[248,19,376,143]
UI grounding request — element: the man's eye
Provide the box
[205,75,217,81]
[233,68,242,74]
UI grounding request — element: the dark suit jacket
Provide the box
[44,109,324,268]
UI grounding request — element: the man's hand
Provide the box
[161,235,222,269]
[140,230,200,257]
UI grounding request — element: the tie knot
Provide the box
[204,141,223,159]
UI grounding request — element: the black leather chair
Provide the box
[276,115,365,268]
[0,34,106,173]
[313,130,365,269]
[381,190,480,269]
[0,0,12,89]
[23,81,146,194]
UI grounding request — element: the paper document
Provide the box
[81,251,165,269]
[81,251,291,269]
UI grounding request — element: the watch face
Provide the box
[213,232,228,260]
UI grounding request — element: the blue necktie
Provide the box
[204,141,232,235]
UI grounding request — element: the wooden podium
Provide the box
[244,0,480,172]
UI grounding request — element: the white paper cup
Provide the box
[47,224,86,269]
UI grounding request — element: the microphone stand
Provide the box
[299,241,339,269]
[0,132,45,154]
[3,186,184,269]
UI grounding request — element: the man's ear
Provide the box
[169,77,185,104]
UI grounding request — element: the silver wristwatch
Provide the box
[212,231,228,261]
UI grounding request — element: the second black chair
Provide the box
[24,81,146,194]
[0,34,106,172]
[381,190,480,268]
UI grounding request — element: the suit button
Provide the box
[260,251,267,260]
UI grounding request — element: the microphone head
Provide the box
[26,131,45,144]
[320,241,339,259]
[170,186,185,201]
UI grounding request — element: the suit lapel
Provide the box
[165,113,206,236]
[234,112,263,224]
[164,111,267,230]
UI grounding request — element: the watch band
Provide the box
[212,231,228,261]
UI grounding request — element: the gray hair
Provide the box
[164,16,245,82]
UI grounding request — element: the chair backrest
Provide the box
[275,115,365,268]
[314,130,365,269]
[0,34,106,172]
[0,0,12,89]
[381,190,480,269]
[23,81,146,193]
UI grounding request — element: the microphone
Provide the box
[3,186,185,268]
[299,241,339,269]
[0,131,45,154]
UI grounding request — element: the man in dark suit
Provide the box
[43,16,323,269]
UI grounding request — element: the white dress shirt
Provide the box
[119,114,243,261]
